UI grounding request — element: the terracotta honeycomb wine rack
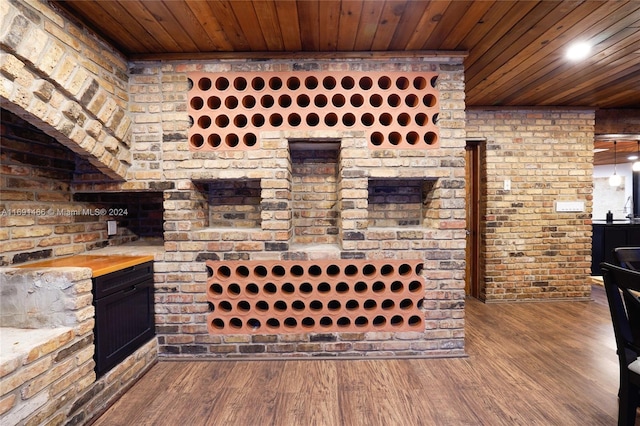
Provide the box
[205,259,425,334]
[188,71,440,151]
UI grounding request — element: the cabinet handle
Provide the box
[123,286,137,295]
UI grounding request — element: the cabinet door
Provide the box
[627,228,640,246]
[592,225,604,274]
[604,228,628,264]
[94,279,155,377]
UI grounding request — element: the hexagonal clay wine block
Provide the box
[205,259,426,334]
[188,71,440,151]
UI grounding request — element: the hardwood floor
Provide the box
[92,286,627,426]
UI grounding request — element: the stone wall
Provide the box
[466,109,594,301]
[0,267,95,425]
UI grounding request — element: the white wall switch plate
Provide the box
[503,179,511,191]
[107,220,117,236]
[555,201,585,212]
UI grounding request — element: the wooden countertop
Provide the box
[16,254,154,277]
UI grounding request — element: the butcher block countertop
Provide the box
[16,254,154,277]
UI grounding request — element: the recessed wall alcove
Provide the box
[207,180,261,229]
[368,178,437,228]
[192,179,262,231]
[289,140,341,248]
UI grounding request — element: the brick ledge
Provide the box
[0,326,74,387]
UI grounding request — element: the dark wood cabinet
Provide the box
[592,223,640,274]
[93,261,155,377]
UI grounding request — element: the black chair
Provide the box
[602,262,640,425]
[615,247,640,271]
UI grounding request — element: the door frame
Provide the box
[465,139,485,299]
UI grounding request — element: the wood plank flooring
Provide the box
[92,286,629,425]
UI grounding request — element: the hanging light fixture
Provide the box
[633,141,640,172]
[609,140,622,187]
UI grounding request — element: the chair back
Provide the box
[601,263,640,370]
[614,247,640,271]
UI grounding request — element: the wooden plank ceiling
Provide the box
[53,0,640,109]
[52,0,640,164]
[594,139,640,167]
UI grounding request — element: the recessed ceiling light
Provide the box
[566,42,591,60]
[629,154,639,161]
[594,148,608,153]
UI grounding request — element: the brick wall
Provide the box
[466,109,594,301]
[133,59,467,358]
[0,109,162,266]
[0,0,131,180]
[0,267,157,425]
[291,147,340,245]
[0,4,602,420]
[2,0,596,366]
[368,179,433,227]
